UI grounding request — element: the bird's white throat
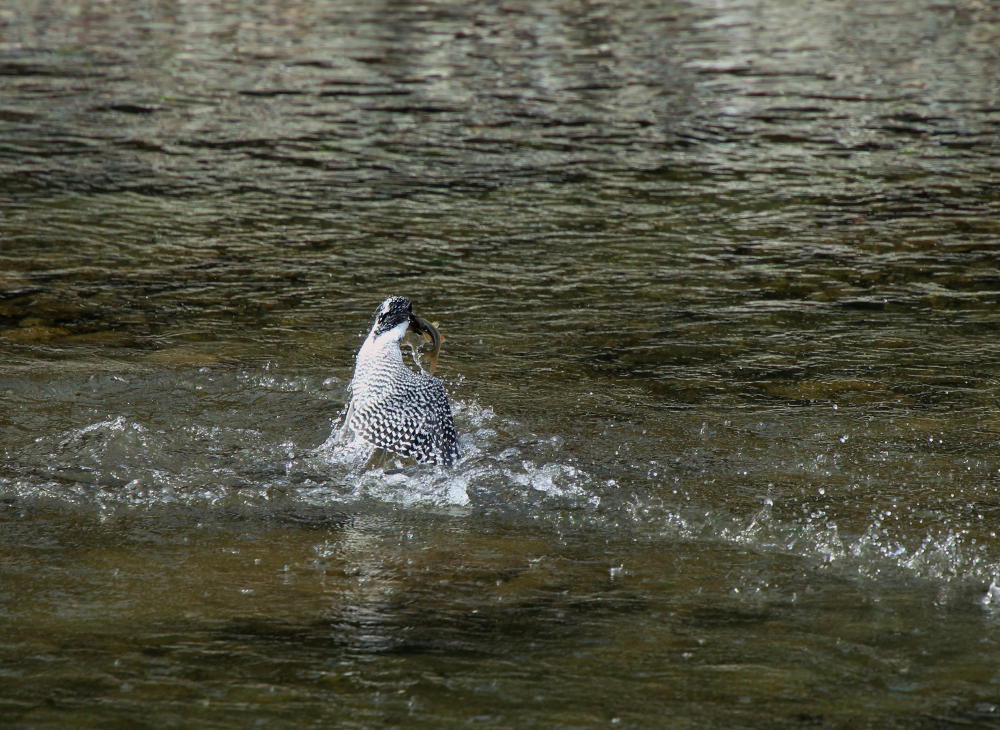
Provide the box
[357,319,408,365]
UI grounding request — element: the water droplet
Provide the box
[981,580,1000,607]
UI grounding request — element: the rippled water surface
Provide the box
[2,0,1000,726]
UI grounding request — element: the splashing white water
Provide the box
[305,399,600,512]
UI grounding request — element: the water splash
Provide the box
[653,497,1000,597]
[3,371,998,602]
[303,399,600,513]
[981,580,1000,610]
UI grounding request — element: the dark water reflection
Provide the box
[2,0,1000,727]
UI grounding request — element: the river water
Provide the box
[2,0,1000,726]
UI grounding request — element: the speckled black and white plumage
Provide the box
[340,296,460,466]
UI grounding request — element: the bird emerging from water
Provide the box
[337,296,460,466]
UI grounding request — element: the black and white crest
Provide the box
[371,296,412,338]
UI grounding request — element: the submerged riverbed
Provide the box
[2,0,1000,726]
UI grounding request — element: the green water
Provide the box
[2,0,1000,726]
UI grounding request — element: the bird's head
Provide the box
[367,296,441,354]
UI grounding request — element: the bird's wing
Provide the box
[350,379,459,465]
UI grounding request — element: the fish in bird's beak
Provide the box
[408,313,442,374]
